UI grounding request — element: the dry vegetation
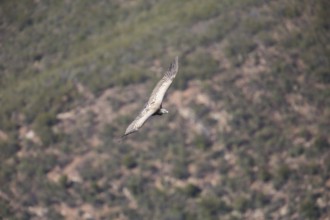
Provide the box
[0,0,329,219]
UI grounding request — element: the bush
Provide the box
[0,199,13,218]
[252,191,270,208]
[198,196,232,217]
[33,112,59,146]
[274,165,292,189]
[194,134,212,151]
[257,167,272,182]
[174,49,219,89]
[123,154,138,169]
[114,65,149,86]
[126,175,147,196]
[0,140,20,161]
[288,145,305,157]
[234,196,250,212]
[172,160,190,180]
[225,34,257,66]
[181,184,202,198]
[59,174,72,188]
[313,136,329,153]
[299,196,321,220]
[18,155,57,178]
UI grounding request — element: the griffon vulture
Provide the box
[123,56,179,137]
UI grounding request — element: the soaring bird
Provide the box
[123,56,179,137]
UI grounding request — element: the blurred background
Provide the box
[0,0,329,219]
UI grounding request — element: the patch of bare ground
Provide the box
[47,151,98,184]
[56,79,171,143]
[286,93,316,119]
[170,80,232,140]
[56,202,121,220]
[0,130,9,141]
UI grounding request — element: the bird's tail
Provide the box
[114,134,128,143]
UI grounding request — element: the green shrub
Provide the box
[257,31,277,47]
[234,196,250,212]
[313,136,329,152]
[0,197,10,214]
[225,34,257,66]
[79,161,104,182]
[126,175,147,196]
[18,155,57,178]
[33,112,59,146]
[115,65,149,86]
[175,49,219,89]
[181,183,202,198]
[194,134,212,151]
[123,154,138,169]
[0,140,20,161]
[198,196,232,217]
[0,163,15,188]
[299,196,321,220]
[274,165,292,189]
[59,174,71,188]
[257,167,272,182]
[278,1,303,18]
[288,145,305,157]
[172,160,190,180]
[252,191,270,208]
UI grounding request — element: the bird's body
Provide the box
[123,56,179,137]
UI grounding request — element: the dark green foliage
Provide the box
[175,49,219,89]
[59,175,71,188]
[172,160,190,180]
[278,1,303,18]
[118,66,149,86]
[33,112,60,146]
[300,196,321,220]
[257,31,277,47]
[288,145,305,157]
[79,161,104,182]
[198,196,232,218]
[18,155,57,178]
[234,196,250,212]
[274,165,292,189]
[251,191,270,208]
[0,140,20,161]
[181,184,202,198]
[225,34,257,66]
[0,163,15,188]
[257,167,272,182]
[194,134,212,151]
[126,175,147,196]
[313,136,330,153]
[123,154,138,169]
[0,200,13,219]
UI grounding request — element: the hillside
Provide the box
[0,0,329,219]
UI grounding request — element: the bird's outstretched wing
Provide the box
[147,56,179,107]
[123,56,179,137]
[123,104,158,136]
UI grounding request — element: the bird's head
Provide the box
[160,108,169,114]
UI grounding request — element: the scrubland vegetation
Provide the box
[0,0,329,219]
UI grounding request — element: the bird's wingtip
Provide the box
[168,56,179,73]
[114,133,129,143]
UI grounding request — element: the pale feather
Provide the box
[147,56,179,106]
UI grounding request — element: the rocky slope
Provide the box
[0,0,329,219]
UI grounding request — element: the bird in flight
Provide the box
[123,56,179,137]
